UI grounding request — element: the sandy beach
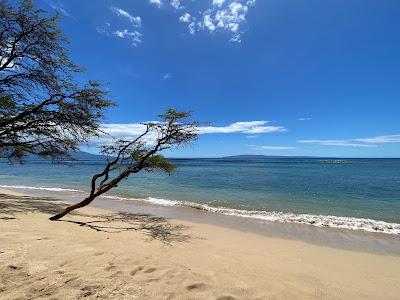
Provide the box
[1,188,400,300]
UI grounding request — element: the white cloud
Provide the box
[93,120,286,146]
[98,7,143,47]
[48,0,70,17]
[298,117,312,121]
[163,73,172,79]
[203,14,216,32]
[298,140,376,148]
[188,22,196,35]
[148,0,256,42]
[111,6,141,27]
[149,0,182,9]
[149,0,162,7]
[213,0,226,7]
[179,13,192,23]
[354,135,400,144]
[197,121,286,134]
[298,134,400,148]
[50,2,71,17]
[251,145,296,150]
[92,123,158,146]
[201,0,256,42]
[113,29,142,46]
[170,0,181,9]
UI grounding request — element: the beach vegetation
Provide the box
[0,0,114,162]
[49,109,198,220]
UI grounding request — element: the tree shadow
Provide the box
[60,212,191,244]
[0,193,192,244]
[0,193,73,215]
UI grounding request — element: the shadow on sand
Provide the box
[0,193,192,244]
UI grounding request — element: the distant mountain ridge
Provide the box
[221,155,315,159]
[70,151,107,160]
[16,151,107,161]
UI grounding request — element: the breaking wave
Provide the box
[0,184,82,193]
[1,184,399,235]
[103,195,400,235]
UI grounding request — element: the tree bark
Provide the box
[49,196,95,220]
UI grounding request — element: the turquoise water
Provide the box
[1,158,400,231]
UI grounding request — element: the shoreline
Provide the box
[1,184,400,236]
[1,186,400,256]
[1,188,400,299]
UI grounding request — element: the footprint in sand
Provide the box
[185,282,209,292]
[59,261,70,267]
[217,296,238,300]
[129,266,144,276]
[104,262,117,272]
[7,265,21,270]
[64,276,79,284]
[79,284,102,298]
[109,270,123,278]
[143,267,157,273]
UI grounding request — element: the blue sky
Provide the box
[42,0,400,157]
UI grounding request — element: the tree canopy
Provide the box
[0,0,114,162]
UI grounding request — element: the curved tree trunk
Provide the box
[49,196,95,221]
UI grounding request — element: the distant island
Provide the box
[70,151,107,160]
[5,151,108,161]
[221,155,315,159]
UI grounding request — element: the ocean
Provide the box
[1,157,400,234]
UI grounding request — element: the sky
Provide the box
[40,0,400,157]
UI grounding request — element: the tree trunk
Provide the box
[49,196,95,220]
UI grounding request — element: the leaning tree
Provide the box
[0,0,114,162]
[49,109,198,220]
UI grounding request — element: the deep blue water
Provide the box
[1,158,400,224]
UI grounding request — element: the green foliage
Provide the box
[142,155,176,173]
[0,0,115,162]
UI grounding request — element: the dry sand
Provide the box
[0,188,399,299]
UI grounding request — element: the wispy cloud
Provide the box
[163,73,172,79]
[201,0,256,42]
[150,0,256,42]
[298,134,400,147]
[113,29,142,46]
[149,0,162,7]
[298,140,377,148]
[92,120,286,146]
[97,7,143,47]
[213,0,227,7]
[46,0,70,17]
[197,121,286,134]
[170,0,182,9]
[251,145,296,150]
[298,117,312,121]
[354,135,400,144]
[111,6,141,27]
[179,13,192,23]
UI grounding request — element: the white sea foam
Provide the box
[146,197,178,206]
[107,196,400,235]
[318,159,349,164]
[0,184,82,193]
[1,184,399,235]
[102,195,178,206]
[201,206,400,235]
